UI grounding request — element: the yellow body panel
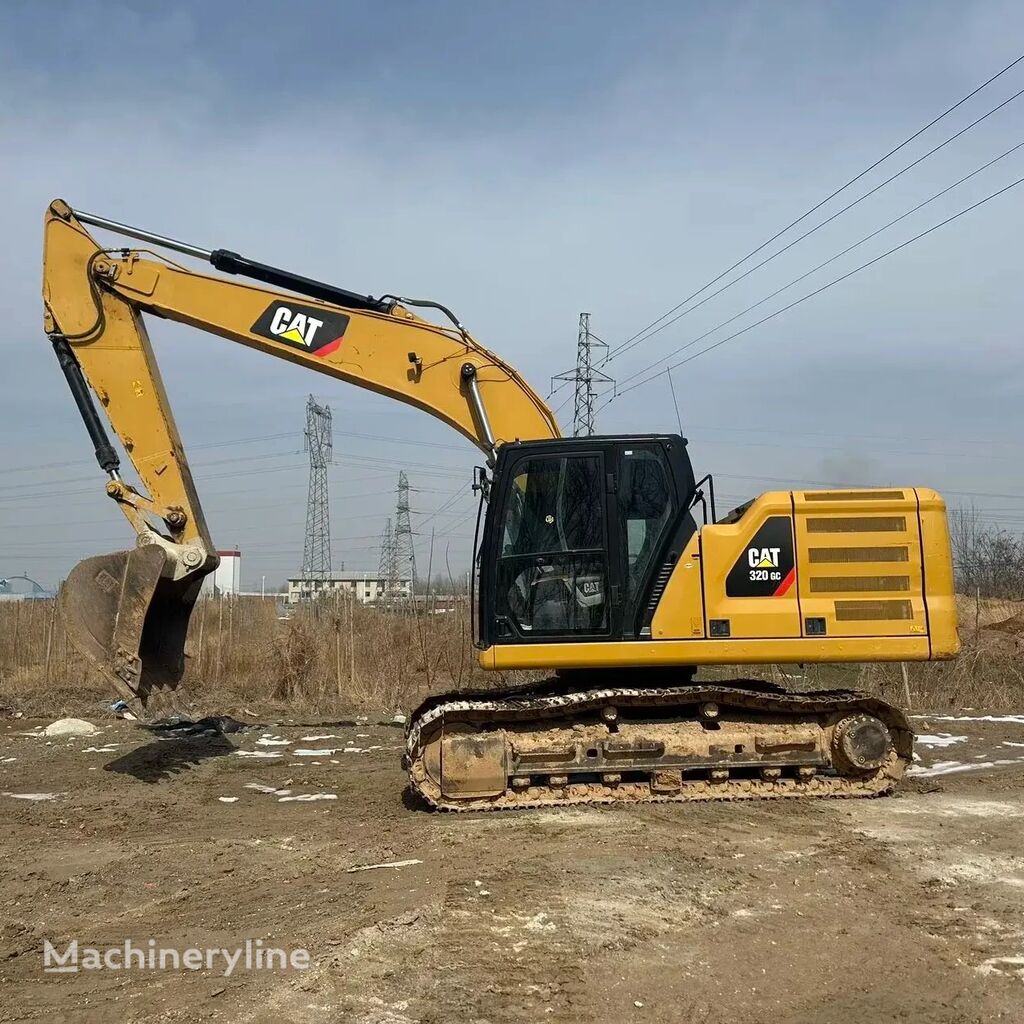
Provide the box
[917,488,959,658]
[792,488,926,638]
[483,487,960,671]
[655,531,704,639]
[480,634,933,670]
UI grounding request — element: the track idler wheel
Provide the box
[831,714,893,774]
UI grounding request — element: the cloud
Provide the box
[2,1,1023,584]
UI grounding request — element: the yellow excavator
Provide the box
[42,199,959,810]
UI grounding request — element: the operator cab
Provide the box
[477,435,699,647]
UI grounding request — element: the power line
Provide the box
[0,451,468,510]
[615,138,1024,389]
[611,171,1024,400]
[3,427,469,486]
[606,50,1024,359]
[1,446,305,494]
[610,87,1024,367]
[712,471,1024,502]
[414,483,474,529]
[685,430,1024,463]
[0,430,303,478]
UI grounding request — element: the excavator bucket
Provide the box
[58,545,204,705]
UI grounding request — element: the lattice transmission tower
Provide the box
[301,395,333,579]
[394,471,417,595]
[551,313,614,436]
[377,517,397,597]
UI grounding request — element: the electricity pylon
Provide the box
[301,395,333,579]
[551,313,614,436]
[377,517,397,598]
[394,471,416,595]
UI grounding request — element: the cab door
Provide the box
[489,449,611,642]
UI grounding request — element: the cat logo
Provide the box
[726,516,795,598]
[748,547,781,569]
[249,302,350,358]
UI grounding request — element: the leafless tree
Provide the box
[949,505,1024,600]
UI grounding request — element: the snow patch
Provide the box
[909,757,1024,778]
[244,783,291,796]
[910,714,1024,725]
[915,734,968,749]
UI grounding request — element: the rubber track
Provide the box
[405,681,912,812]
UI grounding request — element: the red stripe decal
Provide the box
[774,567,796,597]
[313,336,344,358]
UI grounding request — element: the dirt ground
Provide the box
[1,710,1023,1024]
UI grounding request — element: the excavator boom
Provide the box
[42,199,558,701]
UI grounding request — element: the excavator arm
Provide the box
[42,199,559,702]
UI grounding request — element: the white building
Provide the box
[286,572,412,606]
[200,550,242,597]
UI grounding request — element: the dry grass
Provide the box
[1,593,1022,719]
[0,595,517,719]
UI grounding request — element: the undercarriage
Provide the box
[406,677,912,811]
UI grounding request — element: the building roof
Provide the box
[287,572,412,583]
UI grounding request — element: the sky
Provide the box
[1,0,1023,591]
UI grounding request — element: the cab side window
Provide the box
[620,447,673,607]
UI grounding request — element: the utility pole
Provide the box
[394,471,417,597]
[301,395,333,581]
[551,313,614,436]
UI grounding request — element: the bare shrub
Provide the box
[271,613,326,704]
